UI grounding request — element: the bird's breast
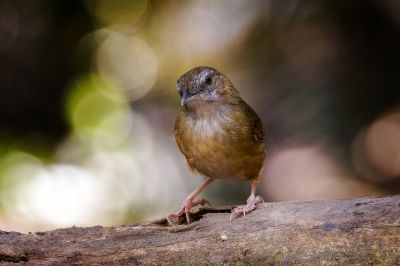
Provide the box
[175,109,264,180]
[186,115,225,139]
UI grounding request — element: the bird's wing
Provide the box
[240,100,265,144]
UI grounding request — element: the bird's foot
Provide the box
[167,197,211,225]
[230,195,263,221]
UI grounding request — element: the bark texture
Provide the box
[1,195,400,265]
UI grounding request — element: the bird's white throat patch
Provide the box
[187,114,228,139]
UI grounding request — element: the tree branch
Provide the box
[1,195,400,265]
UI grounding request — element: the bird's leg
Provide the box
[230,179,264,221]
[168,177,213,224]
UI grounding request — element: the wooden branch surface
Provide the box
[1,195,400,265]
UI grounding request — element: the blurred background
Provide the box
[0,0,400,233]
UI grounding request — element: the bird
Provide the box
[168,66,266,224]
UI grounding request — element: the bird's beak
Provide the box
[180,91,195,106]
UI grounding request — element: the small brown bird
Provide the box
[169,66,266,224]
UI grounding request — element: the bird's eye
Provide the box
[205,77,212,85]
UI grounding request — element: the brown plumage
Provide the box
[168,66,266,224]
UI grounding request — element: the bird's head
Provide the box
[176,66,240,110]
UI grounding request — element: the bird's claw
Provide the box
[168,197,212,225]
[230,195,263,222]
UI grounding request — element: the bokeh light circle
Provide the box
[96,30,158,101]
